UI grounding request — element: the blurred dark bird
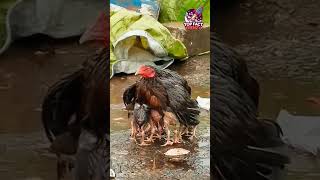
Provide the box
[211,33,290,180]
[212,34,260,108]
[42,47,108,145]
[41,47,109,179]
[123,65,200,146]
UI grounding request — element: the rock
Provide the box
[110,169,116,179]
[163,22,210,57]
[164,148,190,156]
[164,148,190,162]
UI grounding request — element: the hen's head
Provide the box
[135,65,156,78]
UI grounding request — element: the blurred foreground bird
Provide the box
[42,47,109,179]
[123,65,200,146]
[211,33,290,180]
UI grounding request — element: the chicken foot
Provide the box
[173,129,182,144]
[130,119,138,142]
[161,126,173,146]
[139,129,151,146]
[145,126,157,143]
[177,124,187,142]
[188,126,197,141]
[172,124,182,144]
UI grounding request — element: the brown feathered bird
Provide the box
[123,65,200,146]
[41,47,109,179]
[211,33,289,180]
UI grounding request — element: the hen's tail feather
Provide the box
[123,84,136,110]
[42,70,83,142]
[80,48,109,143]
[242,146,290,166]
[174,99,200,126]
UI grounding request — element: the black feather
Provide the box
[42,70,83,142]
[211,33,289,180]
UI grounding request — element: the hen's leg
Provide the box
[173,129,181,144]
[154,126,162,140]
[145,120,155,142]
[150,110,163,139]
[189,126,197,140]
[145,125,156,142]
[130,120,138,142]
[173,124,182,144]
[139,129,150,146]
[161,121,173,146]
[179,124,188,139]
[159,111,165,135]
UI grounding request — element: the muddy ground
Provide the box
[110,54,210,180]
[215,0,320,82]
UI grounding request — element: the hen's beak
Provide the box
[135,71,139,75]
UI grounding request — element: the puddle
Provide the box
[0,36,99,179]
[258,79,320,180]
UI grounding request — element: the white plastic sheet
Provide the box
[276,110,320,155]
[0,0,104,55]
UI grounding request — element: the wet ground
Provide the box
[110,54,210,179]
[0,36,99,180]
[215,0,320,179]
[259,79,320,180]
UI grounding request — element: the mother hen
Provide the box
[123,65,200,146]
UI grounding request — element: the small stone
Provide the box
[110,169,116,178]
[164,148,190,157]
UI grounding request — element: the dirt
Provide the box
[170,54,210,88]
[215,0,320,82]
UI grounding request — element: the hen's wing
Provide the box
[158,68,192,95]
[135,78,169,110]
[212,35,260,107]
[80,47,109,141]
[156,68,200,126]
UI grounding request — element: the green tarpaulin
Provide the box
[110,6,187,77]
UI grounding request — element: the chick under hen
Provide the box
[123,65,200,146]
